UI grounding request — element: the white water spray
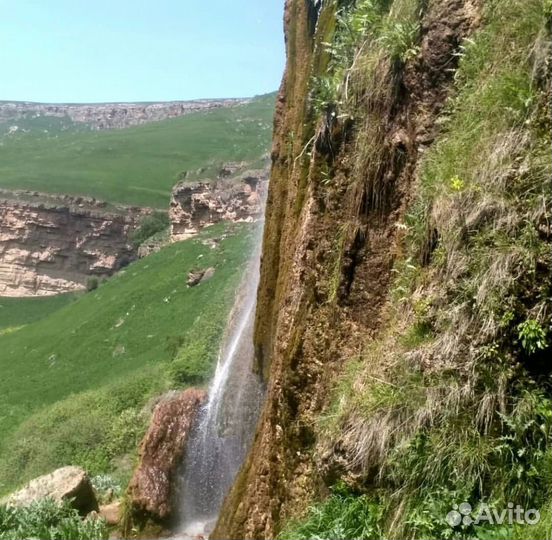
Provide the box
[176,225,265,538]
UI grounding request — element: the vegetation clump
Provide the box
[0,499,107,540]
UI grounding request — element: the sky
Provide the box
[0,0,286,103]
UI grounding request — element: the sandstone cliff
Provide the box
[0,98,247,131]
[0,191,146,296]
[169,170,268,242]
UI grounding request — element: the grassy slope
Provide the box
[0,95,274,208]
[0,294,77,332]
[0,222,255,494]
[281,1,551,539]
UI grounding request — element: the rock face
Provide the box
[0,190,146,296]
[2,466,98,515]
[212,1,481,538]
[169,170,268,242]
[0,98,248,131]
[127,388,206,524]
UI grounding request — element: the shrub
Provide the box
[517,319,548,355]
[279,486,384,540]
[86,277,99,292]
[0,498,108,540]
[130,212,169,248]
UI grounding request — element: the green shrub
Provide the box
[0,498,108,540]
[91,475,122,505]
[86,277,99,292]
[130,211,170,248]
[517,319,548,355]
[279,486,384,540]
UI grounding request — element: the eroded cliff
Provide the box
[215,0,551,539]
[170,169,268,242]
[0,191,146,296]
[0,99,247,132]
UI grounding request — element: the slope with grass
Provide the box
[0,222,256,496]
[0,294,77,332]
[0,94,275,208]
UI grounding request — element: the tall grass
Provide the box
[283,0,552,538]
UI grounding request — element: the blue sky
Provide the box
[0,0,286,103]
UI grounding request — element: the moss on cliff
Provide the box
[215,0,551,539]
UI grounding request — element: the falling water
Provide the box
[176,225,265,538]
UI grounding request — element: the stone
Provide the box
[2,466,98,515]
[100,501,122,526]
[200,267,216,284]
[127,388,206,522]
[187,267,216,287]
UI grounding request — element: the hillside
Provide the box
[0,94,274,208]
[214,1,552,539]
[0,222,256,495]
[0,294,76,332]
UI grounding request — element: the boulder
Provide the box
[2,466,98,515]
[186,267,215,287]
[100,501,122,526]
[127,388,206,522]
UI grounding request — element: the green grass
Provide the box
[0,94,275,208]
[285,0,551,539]
[0,222,255,495]
[0,498,108,540]
[0,294,77,332]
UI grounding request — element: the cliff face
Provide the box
[214,0,551,539]
[0,99,247,131]
[169,171,268,242]
[0,191,145,296]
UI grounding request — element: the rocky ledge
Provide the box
[0,98,248,131]
[0,190,148,297]
[169,168,269,242]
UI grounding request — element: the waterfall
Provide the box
[176,225,265,539]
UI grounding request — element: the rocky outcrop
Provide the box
[0,98,248,131]
[169,170,268,242]
[2,466,98,515]
[127,389,206,525]
[0,190,146,296]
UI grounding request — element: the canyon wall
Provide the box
[169,170,268,242]
[0,191,145,296]
[0,99,247,131]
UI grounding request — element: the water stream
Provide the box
[176,225,265,538]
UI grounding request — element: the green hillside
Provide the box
[0,222,255,495]
[0,294,77,333]
[0,95,274,208]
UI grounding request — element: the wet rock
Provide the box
[127,388,206,524]
[2,466,98,515]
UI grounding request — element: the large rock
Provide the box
[2,466,98,515]
[127,388,206,523]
